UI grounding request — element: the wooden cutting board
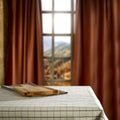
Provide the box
[2,83,68,97]
[14,84,59,96]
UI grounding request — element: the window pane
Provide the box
[44,59,52,80]
[42,14,52,33]
[41,0,52,11]
[54,14,71,34]
[43,36,52,57]
[54,59,71,80]
[54,36,71,57]
[54,0,71,11]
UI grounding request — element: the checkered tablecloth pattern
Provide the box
[0,86,108,120]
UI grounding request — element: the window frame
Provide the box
[42,0,76,85]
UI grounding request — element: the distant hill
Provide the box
[44,41,71,57]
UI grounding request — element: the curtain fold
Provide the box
[72,0,120,120]
[5,0,44,85]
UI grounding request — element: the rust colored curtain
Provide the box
[5,0,44,85]
[72,0,120,120]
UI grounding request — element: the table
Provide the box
[0,86,108,120]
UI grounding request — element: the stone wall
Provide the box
[0,0,4,85]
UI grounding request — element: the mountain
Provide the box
[44,41,71,57]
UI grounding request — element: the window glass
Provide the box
[54,59,71,80]
[41,0,52,11]
[42,14,52,33]
[54,14,71,34]
[54,0,71,11]
[54,36,71,57]
[44,59,52,80]
[43,36,52,57]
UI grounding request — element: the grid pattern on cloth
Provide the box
[0,86,108,120]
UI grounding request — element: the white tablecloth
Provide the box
[0,86,108,120]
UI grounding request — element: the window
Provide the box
[42,0,76,86]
